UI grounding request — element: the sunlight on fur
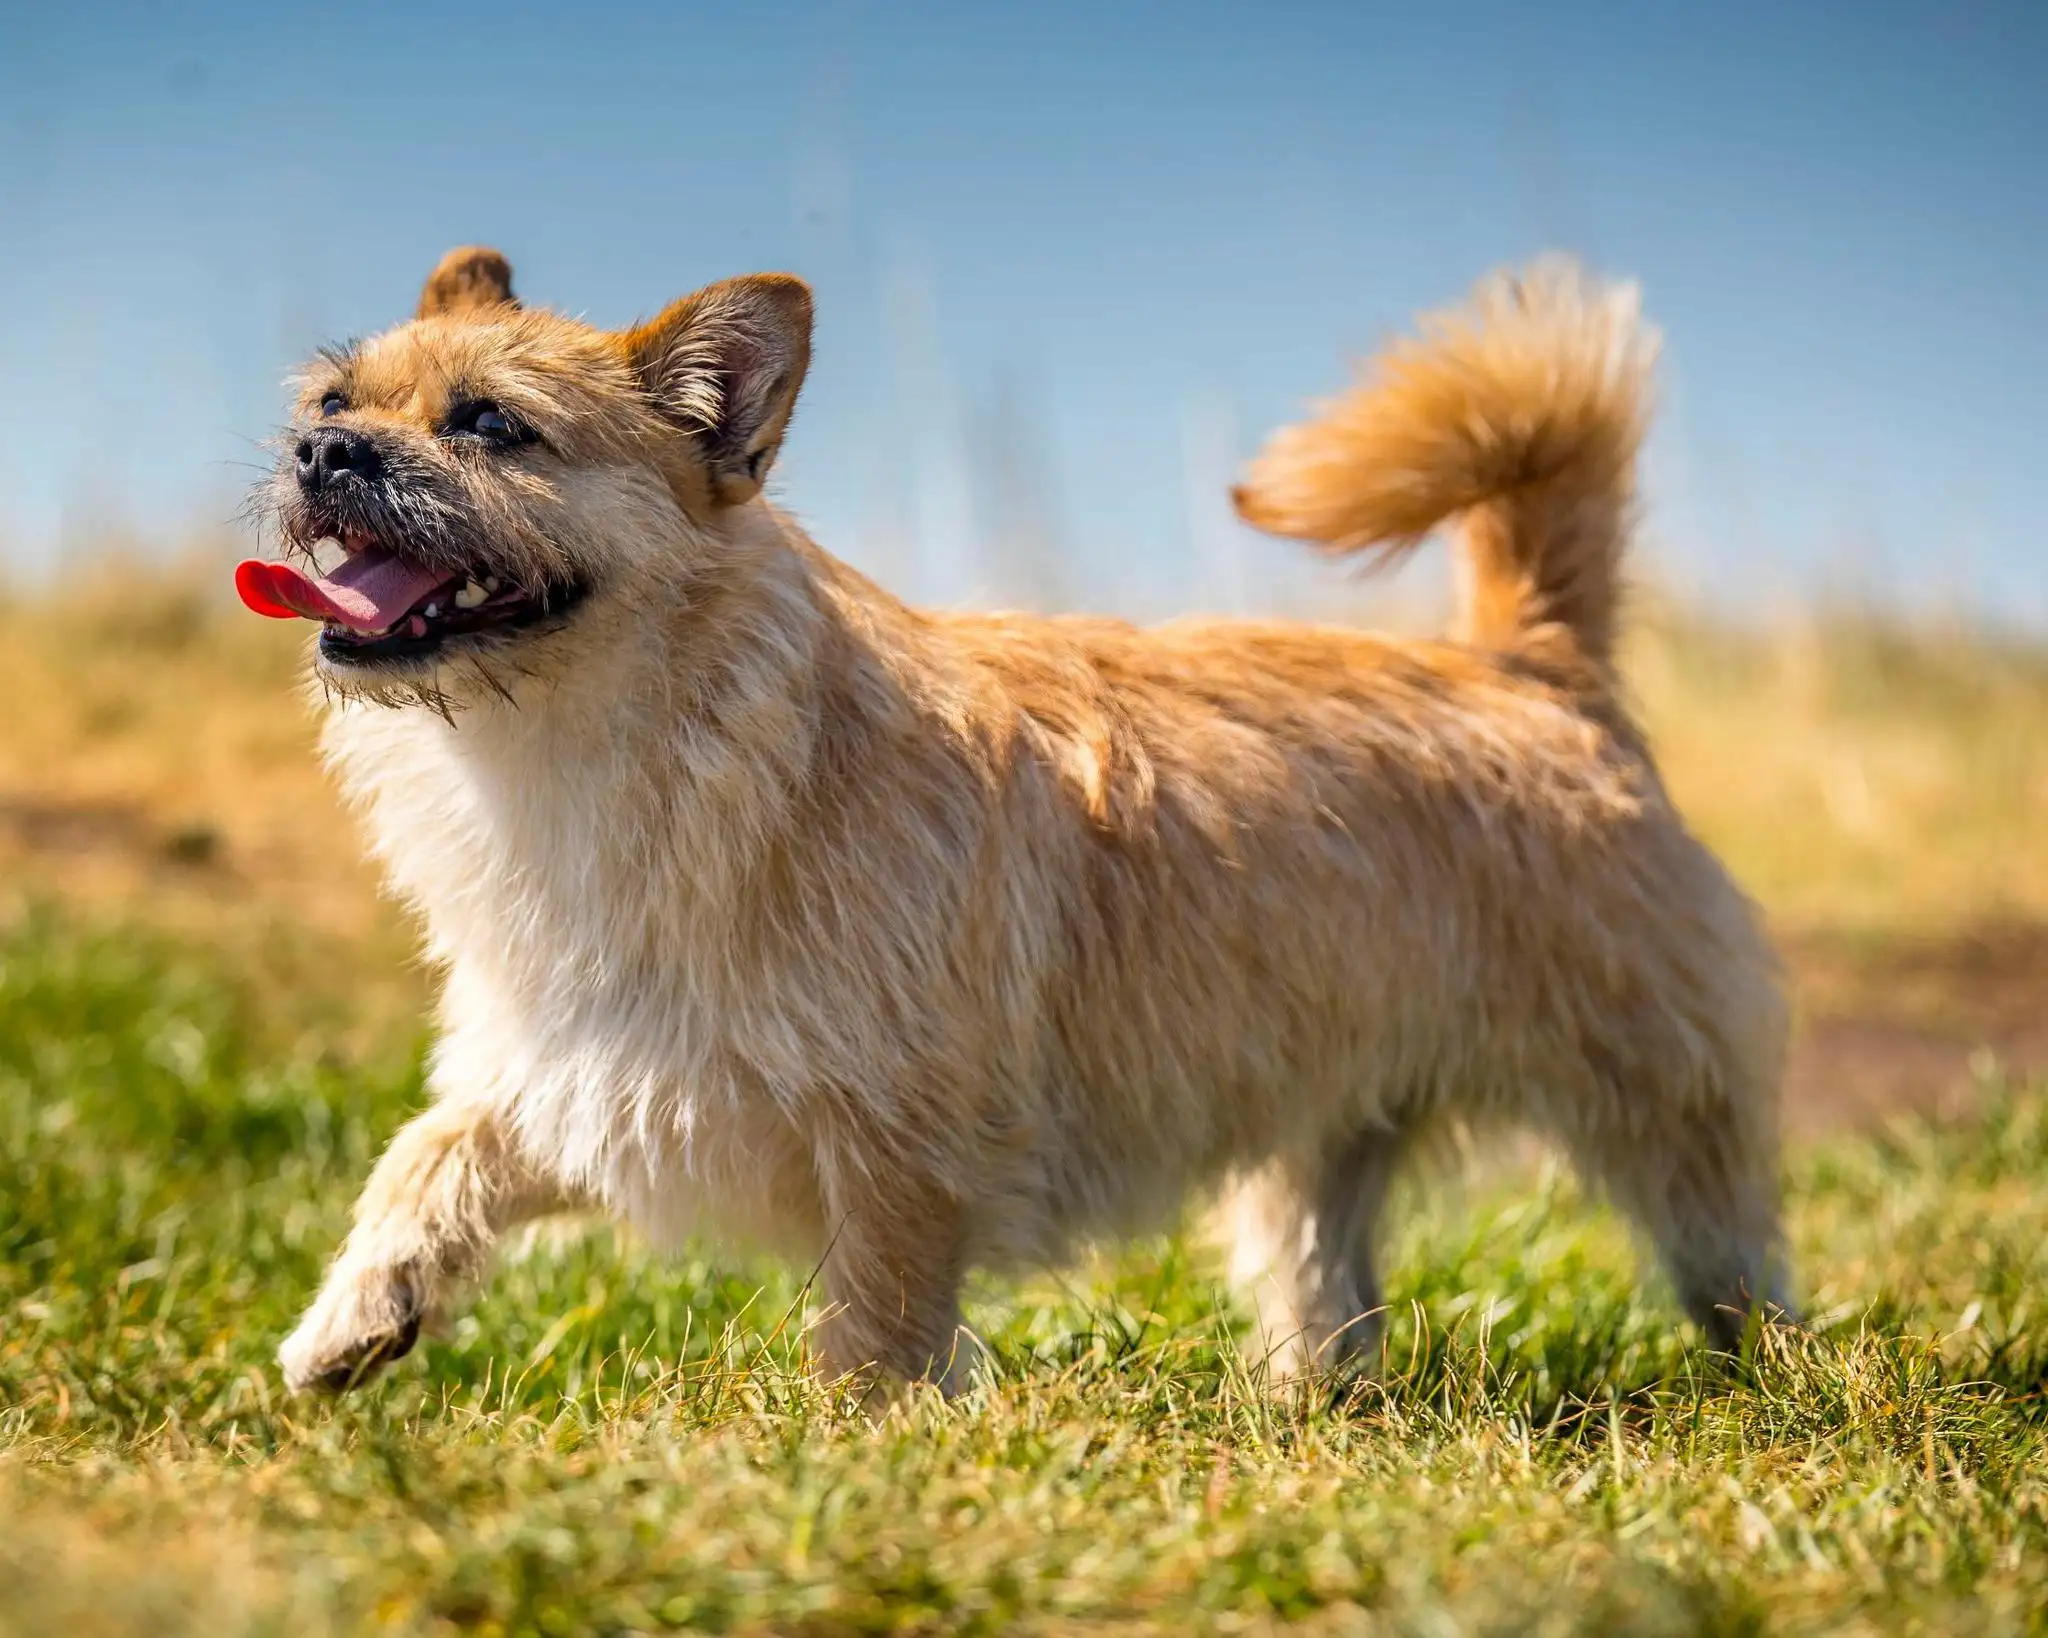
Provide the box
[256,250,1794,1399]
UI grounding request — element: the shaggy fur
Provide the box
[274,249,1791,1397]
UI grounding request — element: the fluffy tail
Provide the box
[1233,259,1658,671]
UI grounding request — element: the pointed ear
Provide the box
[623,274,813,506]
[418,246,519,318]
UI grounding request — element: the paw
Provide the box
[278,1262,426,1394]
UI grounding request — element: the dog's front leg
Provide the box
[811,1171,977,1400]
[280,1099,570,1394]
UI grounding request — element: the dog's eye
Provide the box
[318,392,348,418]
[448,400,521,443]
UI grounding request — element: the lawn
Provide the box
[3,570,2048,1635]
[3,909,2046,1635]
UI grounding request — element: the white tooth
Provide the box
[422,602,441,619]
[483,576,501,593]
[454,580,488,609]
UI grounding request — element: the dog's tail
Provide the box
[1232,258,1657,672]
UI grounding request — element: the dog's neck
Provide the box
[319,506,887,982]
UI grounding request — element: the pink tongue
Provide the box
[235,548,457,634]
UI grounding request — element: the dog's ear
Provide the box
[623,274,813,506]
[418,246,519,318]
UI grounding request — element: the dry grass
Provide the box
[4,556,2044,1012]
[4,557,2048,1632]
[0,555,420,1039]
[1627,599,2048,932]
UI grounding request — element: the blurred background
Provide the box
[4,10,2048,1624]
[1,0,2044,1114]
[5,0,2044,621]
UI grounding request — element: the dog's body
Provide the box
[271,252,1789,1395]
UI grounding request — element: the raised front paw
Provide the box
[278,1261,426,1394]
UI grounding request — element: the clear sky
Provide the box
[2,0,2042,624]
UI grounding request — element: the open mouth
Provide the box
[235,537,586,666]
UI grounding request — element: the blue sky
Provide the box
[2,0,2042,623]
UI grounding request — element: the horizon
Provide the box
[2,0,2043,627]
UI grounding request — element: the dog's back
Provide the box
[828,261,1791,1370]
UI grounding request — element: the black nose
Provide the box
[295,425,383,491]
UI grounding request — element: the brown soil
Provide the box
[1783,920,2048,1133]
[4,782,2042,1133]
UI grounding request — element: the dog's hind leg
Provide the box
[1226,1122,1409,1384]
[1558,1088,1793,1352]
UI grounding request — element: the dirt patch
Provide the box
[0,794,222,866]
[1784,920,2048,1132]
[2,776,2038,1134]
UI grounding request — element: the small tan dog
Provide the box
[252,248,1791,1396]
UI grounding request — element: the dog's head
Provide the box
[244,247,812,705]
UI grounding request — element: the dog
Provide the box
[255,247,1792,1397]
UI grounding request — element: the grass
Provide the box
[5,910,2048,1635]
[5,560,2048,982]
[1624,601,2048,932]
[5,563,2048,1632]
